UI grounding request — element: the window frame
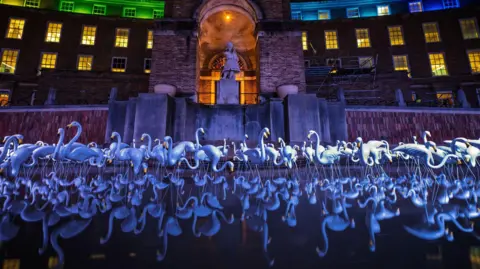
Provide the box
[5,17,26,40]
[39,52,58,70]
[358,56,374,69]
[24,0,40,8]
[123,7,136,18]
[346,7,360,18]
[153,9,163,19]
[388,26,405,46]
[317,10,330,20]
[77,54,94,71]
[302,31,308,51]
[377,5,390,16]
[422,22,442,43]
[0,48,20,75]
[81,25,97,46]
[111,57,128,73]
[324,30,339,50]
[392,55,410,72]
[443,0,459,9]
[291,11,302,20]
[355,28,371,48]
[115,28,130,48]
[59,1,74,12]
[147,30,153,49]
[144,58,152,73]
[459,18,479,40]
[408,1,423,13]
[467,49,480,74]
[44,21,63,43]
[92,4,106,15]
[428,52,449,77]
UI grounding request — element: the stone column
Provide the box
[123,97,137,144]
[285,94,323,143]
[269,98,285,142]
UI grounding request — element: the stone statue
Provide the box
[221,42,240,80]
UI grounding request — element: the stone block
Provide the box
[285,94,321,143]
[327,102,347,143]
[194,106,244,141]
[123,98,137,144]
[105,101,128,143]
[133,93,170,141]
[216,79,240,105]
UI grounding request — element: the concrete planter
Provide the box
[276,84,298,99]
[154,84,176,97]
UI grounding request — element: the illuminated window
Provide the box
[468,50,480,74]
[356,28,371,48]
[388,26,405,46]
[318,10,330,20]
[460,18,479,40]
[377,5,390,16]
[144,58,151,73]
[443,0,459,9]
[48,257,58,269]
[325,30,338,49]
[153,9,164,19]
[409,1,423,12]
[346,7,360,18]
[2,259,20,269]
[436,91,452,100]
[115,28,129,48]
[147,30,153,49]
[45,22,62,43]
[77,55,93,71]
[24,0,40,8]
[0,90,9,107]
[123,8,136,18]
[81,26,96,45]
[60,1,74,12]
[291,11,302,20]
[393,55,409,72]
[40,52,57,69]
[423,22,441,43]
[428,53,448,76]
[0,49,19,74]
[92,4,106,15]
[471,247,480,269]
[6,18,25,39]
[111,57,127,72]
[302,31,308,51]
[358,57,373,68]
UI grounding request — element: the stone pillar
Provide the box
[173,97,189,142]
[149,27,197,94]
[327,102,347,143]
[133,93,171,142]
[457,89,471,108]
[123,97,137,145]
[269,98,285,142]
[256,26,306,94]
[104,101,128,143]
[285,94,323,143]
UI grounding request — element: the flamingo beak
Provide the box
[18,138,23,144]
[141,137,144,142]
[264,132,268,138]
[110,135,115,139]
[357,144,361,149]
[457,159,462,165]
[2,137,5,143]
[466,142,472,147]
[201,129,205,134]
[143,167,148,174]
[307,134,311,140]
[67,124,73,129]
[433,145,438,152]
[396,208,400,215]
[107,159,112,164]
[0,168,3,173]
[267,130,270,136]
[229,166,234,172]
[163,142,168,149]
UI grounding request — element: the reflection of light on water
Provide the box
[129,253,136,258]
[89,254,105,260]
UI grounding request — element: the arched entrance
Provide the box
[196,1,259,105]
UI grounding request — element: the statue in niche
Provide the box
[221,42,241,80]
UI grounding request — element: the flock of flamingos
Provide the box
[1,121,480,268]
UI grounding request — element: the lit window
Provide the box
[291,11,302,20]
[468,50,480,74]
[302,31,308,51]
[6,18,25,39]
[153,9,164,19]
[423,22,441,43]
[388,26,405,46]
[24,0,40,8]
[346,7,360,18]
[409,1,423,13]
[77,55,93,71]
[428,53,448,76]
[325,30,338,50]
[48,257,58,269]
[40,52,57,69]
[2,259,20,269]
[355,28,371,48]
[436,91,452,101]
[377,5,390,16]
[115,28,129,48]
[0,49,19,74]
[123,8,136,18]
[144,58,151,73]
[45,22,62,43]
[112,57,127,72]
[59,1,74,12]
[147,30,153,49]
[318,10,330,20]
[92,4,106,15]
[460,18,479,40]
[358,57,373,68]
[393,55,409,72]
[81,26,96,45]
[443,0,459,9]
[0,90,10,107]
[472,247,480,269]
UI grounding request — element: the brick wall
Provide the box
[0,108,108,144]
[346,108,480,144]
[257,31,306,93]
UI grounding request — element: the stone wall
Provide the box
[0,107,108,145]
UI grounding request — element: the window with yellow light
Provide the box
[45,22,62,43]
[325,30,338,49]
[144,58,151,73]
[468,50,480,74]
[460,18,480,40]
[0,91,10,106]
[429,53,448,76]
[302,32,308,51]
[471,247,480,269]
[40,52,57,69]
[111,57,127,72]
[423,22,441,43]
[388,26,404,46]
[77,55,93,71]
[2,259,20,269]
[393,55,409,72]
[6,18,25,39]
[48,257,58,269]
[0,49,19,74]
[81,26,96,45]
[356,28,371,48]
[115,28,129,48]
[147,30,153,49]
